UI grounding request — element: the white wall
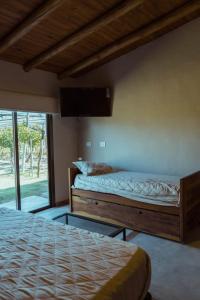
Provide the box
[0,60,78,204]
[61,18,200,177]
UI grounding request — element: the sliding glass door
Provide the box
[0,110,54,212]
[17,112,50,211]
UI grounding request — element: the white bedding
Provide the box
[73,171,180,206]
[0,208,150,300]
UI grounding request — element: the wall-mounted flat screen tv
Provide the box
[60,87,112,117]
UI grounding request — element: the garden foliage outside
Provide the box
[0,112,48,205]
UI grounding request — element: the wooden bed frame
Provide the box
[68,168,200,242]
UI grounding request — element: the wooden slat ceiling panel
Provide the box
[0,0,199,78]
[1,0,120,65]
[39,8,148,72]
[39,0,190,73]
[0,0,43,39]
[66,5,200,77]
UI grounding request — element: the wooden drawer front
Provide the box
[72,196,180,240]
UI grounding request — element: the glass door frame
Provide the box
[46,114,55,212]
[12,112,55,213]
[13,112,21,210]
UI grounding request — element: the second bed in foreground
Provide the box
[0,207,151,300]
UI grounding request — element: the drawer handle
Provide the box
[95,201,98,205]
[139,211,143,215]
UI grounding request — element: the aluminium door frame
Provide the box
[29,113,55,213]
[13,112,21,210]
[12,111,55,213]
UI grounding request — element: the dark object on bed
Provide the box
[144,292,152,300]
[68,168,200,242]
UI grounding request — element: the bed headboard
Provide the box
[68,167,80,187]
[68,167,80,210]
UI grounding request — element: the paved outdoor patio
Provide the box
[0,195,49,211]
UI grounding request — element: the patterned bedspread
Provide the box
[73,171,180,206]
[0,208,151,300]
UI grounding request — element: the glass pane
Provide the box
[0,110,16,209]
[17,112,49,211]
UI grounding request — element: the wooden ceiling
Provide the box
[0,0,199,79]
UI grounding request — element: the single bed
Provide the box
[0,207,151,300]
[69,168,200,242]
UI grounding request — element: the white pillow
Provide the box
[73,161,113,176]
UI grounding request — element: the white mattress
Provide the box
[0,207,151,300]
[73,171,180,206]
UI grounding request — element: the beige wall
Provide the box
[63,18,200,177]
[0,60,59,113]
[0,89,58,113]
[0,60,78,203]
[0,60,58,97]
[53,114,77,202]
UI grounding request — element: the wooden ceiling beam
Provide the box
[58,0,200,79]
[0,0,66,55]
[23,0,143,71]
